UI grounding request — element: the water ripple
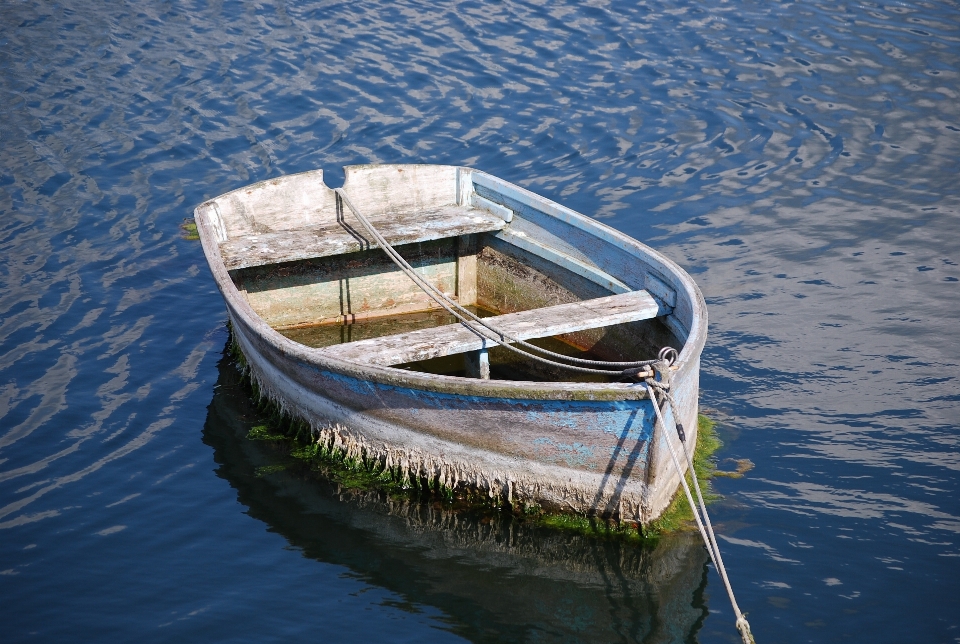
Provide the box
[1,0,959,641]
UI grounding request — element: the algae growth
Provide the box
[645,413,721,535]
[231,336,727,542]
[525,413,722,542]
[180,218,199,240]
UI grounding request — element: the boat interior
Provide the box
[202,165,682,382]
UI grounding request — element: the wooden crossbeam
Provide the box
[319,289,667,366]
[220,205,507,270]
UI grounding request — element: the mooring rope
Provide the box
[334,188,664,377]
[334,189,753,640]
[646,368,755,644]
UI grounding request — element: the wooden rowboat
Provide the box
[195,164,707,525]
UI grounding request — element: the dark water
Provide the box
[2,0,958,641]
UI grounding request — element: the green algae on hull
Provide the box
[242,372,462,502]
[646,413,721,535]
[234,330,724,542]
[180,218,199,240]
[527,413,722,541]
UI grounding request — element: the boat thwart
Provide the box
[195,164,707,524]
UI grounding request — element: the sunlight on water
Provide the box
[1,0,958,641]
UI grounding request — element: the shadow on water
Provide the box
[202,343,709,643]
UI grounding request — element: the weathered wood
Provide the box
[456,233,478,306]
[320,289,664,366]
[464,346,491,379]
[220,205,506,271]
[234,240,459,329]
[469,193,513,222]
[474,242,674,360]
[495,228,632,295]
[473,169,691,339]
[213,169,335,238]
[343,164,459,218]
[276,300,458,330]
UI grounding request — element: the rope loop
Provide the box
[653,358,672,387]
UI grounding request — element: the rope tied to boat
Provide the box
[645,365,756,644]
[334,189,754,641]
[333,188,669,378]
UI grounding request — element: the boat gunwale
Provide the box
[195,165,707,402]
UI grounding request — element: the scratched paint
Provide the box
[532,438,596,468]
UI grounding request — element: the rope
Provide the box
[334,190,753,638]
[333,188,666,377]
[646,369,755,644]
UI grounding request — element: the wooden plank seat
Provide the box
[318,290,667,367]
[220,205,508,271]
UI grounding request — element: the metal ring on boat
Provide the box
[658,346,679,366]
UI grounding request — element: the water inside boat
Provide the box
[230,231,678,382]
[278,305,650,382]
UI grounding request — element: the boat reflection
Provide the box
[202,345,709,643]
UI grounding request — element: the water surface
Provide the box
[1,0,959,641]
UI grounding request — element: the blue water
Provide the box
[2,0,959,641]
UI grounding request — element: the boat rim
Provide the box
[196,165,708,402]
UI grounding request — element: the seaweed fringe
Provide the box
[229,335,716,531]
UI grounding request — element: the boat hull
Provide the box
[230,300,700,523]
[198,164,708,524]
